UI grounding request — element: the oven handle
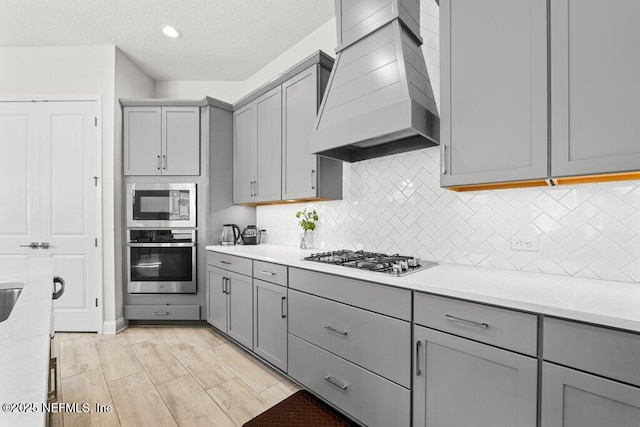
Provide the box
[127,243,196,248]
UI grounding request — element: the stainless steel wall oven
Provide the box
[126,229,196,294]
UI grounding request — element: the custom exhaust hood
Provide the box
[310,0,440,163]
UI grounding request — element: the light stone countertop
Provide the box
[0,256,53,427]
[206,244,640,333]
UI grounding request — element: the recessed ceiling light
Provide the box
[161,26,181,39]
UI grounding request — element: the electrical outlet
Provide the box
[511,235,539,252]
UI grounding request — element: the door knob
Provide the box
[19,242,39,249]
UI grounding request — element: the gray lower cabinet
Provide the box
[206,265,253,349]
[207,266,228,332]
[253,279,287,372]
[439,0,548,188]
[542,362,640,427]
[413,325,538,427]
[124,105,200,176]
[289,334,410,427]
[550,0,640,178]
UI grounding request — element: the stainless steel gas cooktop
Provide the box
[303,250,437,277]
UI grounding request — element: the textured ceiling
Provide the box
[0,0,334,80]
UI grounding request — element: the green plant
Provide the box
[295,209,318,233]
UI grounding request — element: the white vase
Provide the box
[300,231,314,249]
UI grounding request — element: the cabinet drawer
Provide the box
[288,334,410,427]
[414,293,538,356]
[253,260,287,287]
[544,317,640,387]
[289,268,411,321]
[289,289,410,388]
[124,304,200,320]
[206,251,252,276]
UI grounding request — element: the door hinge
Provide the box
[93,176,98,187]
[94,117,97,127]
[94,238,98,247]
[95,298,98,307]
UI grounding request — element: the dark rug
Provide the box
[243,390,358,426]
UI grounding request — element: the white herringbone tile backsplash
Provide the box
[257,147,640,284]
[258,0,640,284]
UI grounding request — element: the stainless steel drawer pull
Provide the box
[219,260,231,265]
[324,324,348,336]
[260,270,276,276]
[324,375,348,390]
[445,314,489,329]
[153,311,170,316]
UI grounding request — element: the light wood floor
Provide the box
[50,326,299,426]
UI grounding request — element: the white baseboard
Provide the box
[102,317,128,334]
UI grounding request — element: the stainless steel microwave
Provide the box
[126,183,196,228]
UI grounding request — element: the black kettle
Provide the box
[220,224,241,246]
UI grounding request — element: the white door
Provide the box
[0,101,101,331]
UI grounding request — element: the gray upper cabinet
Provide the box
[232,51,342,204]
[233,103,257,204]
[123,107,162,175]
[440,0,548,188]
[413,325,538,427]
[233,87,282,204]
[550,0,640,178]
[161,106,200,175]
[542,362,640,427]
[255,87,283,203]
[253,279,288,372]
[282,65,322,200]
[124,105,200,176]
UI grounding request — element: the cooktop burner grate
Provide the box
[303,250,437,277]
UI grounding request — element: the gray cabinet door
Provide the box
[227,271,253,349]
[233,103,257,204]
[161,106,200,176]
[207,266,228,333]
[440,0,548,187]
[413,325,537,427]
[123,106,162,176]
[253,279,287,372]
[542,362,640,427]
[255,87,282,203]
[550,0,640,177]
[282,65,320,199]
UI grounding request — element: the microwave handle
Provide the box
[127,242,196,248]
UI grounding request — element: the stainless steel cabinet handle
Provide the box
[324,375,348,390]
[310,169,316,190]
[219,260,231,265]
[260,270,275,276]
[39,242,51,249]
[19,242,39,249]
[445,314,489,329]
[416,340,422,376]
[157,155,161,170]
[162,154,167,170]
[281,296,287,318]
[153,311,170,316]
[324,324,348,336]
[441,145,447,175]
[221,277,226,294]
